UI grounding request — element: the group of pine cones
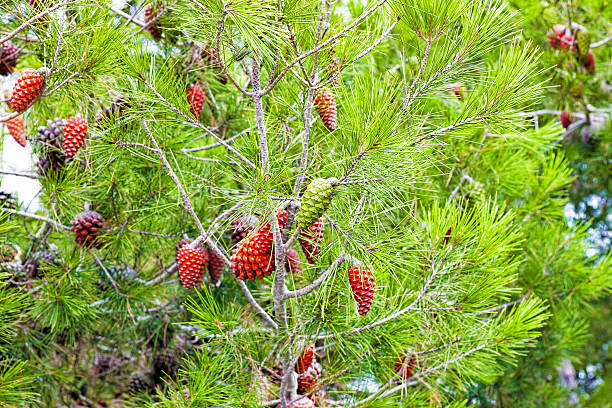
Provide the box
[548,24,596,72]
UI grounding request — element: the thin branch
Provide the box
[181,128,250,152]
[3,209,71,230]
[0,1,71,46]
[213,8,252,96]
[283,251,345,299]
[41,67,88,97]
[403,40,432,108]
[115,140,158,152]
[0,169,38,179]
[93,253,121,293]
[124,0,179,42]
[127,229,183,238]
[110,5,146,28]
[591,33,612,48]
[252,59,270,176]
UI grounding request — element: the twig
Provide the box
[41,67,89,97]
[93,253,121,294]
[124,0,179,42]
[404,40,432,108]
[0,169,38,179]
[252,59,270,177]
[283,251,345,299]
[110,5,146,28]
[2,209,71,230]
[591,33,612,48]
[0,2,71,46]
[181,128,250,152]
[115,140,158,152]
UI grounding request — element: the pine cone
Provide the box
[95,97,130,126]
[6,116,26,147]
[577,30,591,58]
[230,210,287,281]
[560,111,572,129]
[24,250,59,279]
[207,246,225,284]
[297,178,336,229]
[36,118,68,177]
[286,396,315,408]
[394,352,416,381]
[297,362,321,393]
[177,241,209,289]
[128,373,151,394]
[187,84,205,118]
[347,264,375,316]
[153,349,180,383]
[71,210,106,248]
[8,68,45,113]
[299,217,324,264]
[584,49,595,73]
[36,118,65,150]
[230,215,259,244]
[62,116,88,158]
[285,248,302,275]
[314,88,337,131]
[0,41,19,76]
[0,244,18,263]
[144,4,162,41]
[296,343,315,374]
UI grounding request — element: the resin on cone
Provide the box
[296,343,315,374]
[314,88,337,131]
[207,246,225,284]
[285,248,302,275]
[8,68,45,113]
[348,264,375,316]
[177,241,209,289]
[0,41,19,76]
[299,217,324,264]
[297,178,336,229]
[62,116,88,158]
[230,210,287,281]
[6,116,26,147]
[71,210,106,248]
[560,111,572,129]
[187,84,205,118]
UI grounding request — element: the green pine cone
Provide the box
[298,177,337,228]
[577,30,591,57]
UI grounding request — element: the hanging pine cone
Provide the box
[128,372,151,394]
[347,264,375,316]
[231,215,259,244]
[297,362,321,393]
[297,178,336,229]
[285,248,302,275]
[231,210,288,280]
[560,111,572,129]
[36,118,65,150]
[95,97,130,126]
[187,84,205,118]
[24,250,59,279]
[394,352,417,381]
[62,116,88,158]
[296,343,315,374]
[0,41,19,76]
[207,246,225,284]
[36,118,67,177]
[71,210,106,248]
[577,30,591,58]
[177,241,209,289]
[584,49,595,73]
[8,68,45,113]
[299,217,324,264]
[6,116,26,147]
[314,88,337,131]
[144,4,162,41]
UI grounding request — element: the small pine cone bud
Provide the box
[207,246,225,284]
[62,116,88,158]
[548,25,567,49]
[347,264,375,316]
[298,217,324,264]
[6,116,26,147]
[71,210,106,248]
[285,248,302,275]
[231,215,259,244]
[297,178,336,229]
[144,5,162,41]
[0,41,19,76]
[187,84,205,118]
[296,343,315,374]
[559,111,572,129]
[8,68,45,113]
[313,88,337,131]
[577,30,591,58]
[177,241,209,289]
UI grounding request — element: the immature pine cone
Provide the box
[0,41,19,76]
[560,111,572,129]
[6,116,26,147]
[394,352,417,381]
[576,30,591,57]
[297,178,336,229]
[314,88,337,131]
[8,68,45,113]
[347,264,375,316]
[177,241,209,289]
[299,217,324,264]
[297,362,321,393]
[285,248,302,275]
[71,210,106,248]
[187,84,205,118]
[207,246,225,284]
[62,116,88,158]
[296,343,315,374]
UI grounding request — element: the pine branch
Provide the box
[110,6,146,28]
[42,67,90,97]
[404,39,432,108]
[252,59,270,176]
[2,209,71,230]
[0,1,71,46]
[283,251,345,299]
[181,128,250,152]
[591,33,612,48]
[0,169,38,179]
[124,0,179,42]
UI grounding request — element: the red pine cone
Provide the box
[187,84,205,118]
[314,89,337,131]
[71,210,106,248]
[296,343,315,374]
[62,116,88,158]
[560,111,572,129]
[297,362,321,393]
[286,248,302,275]
[299,217,324,264]
[144,5,162,41]
[231,215,259,244]
[347,264,375,316]
[230,210,287,281]
[6,116,26,147]
[207,246,225,284]
[394,352,417,380]
[177,241,209,289]
[584,49,595,73]
[0,41,19,76]
[8,68,45,113]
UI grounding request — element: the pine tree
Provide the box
[0,0,611,407]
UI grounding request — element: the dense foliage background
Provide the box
[0,0,610,407]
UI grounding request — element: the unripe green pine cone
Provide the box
[298,177,337,229]
[577,30,591,58]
